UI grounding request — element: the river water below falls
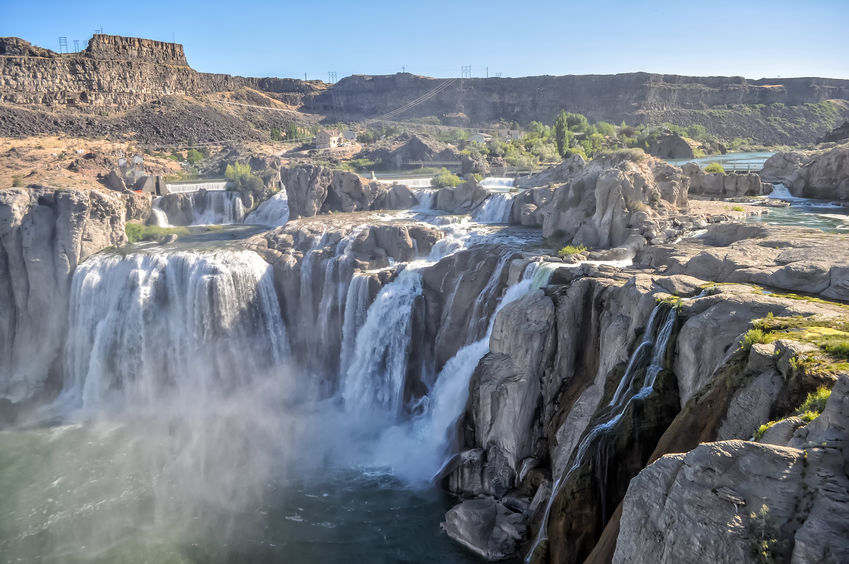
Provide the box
[1,207,552,562]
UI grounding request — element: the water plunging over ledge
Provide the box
[1,210,553,562]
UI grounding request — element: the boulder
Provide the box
[646,133,694,159]
[435,180,488,213]
[442,499,527,560]
[761,145,849,200]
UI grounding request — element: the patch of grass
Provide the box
[11,175,23,187]
[741,328,769,350]
[755,386,832,440]
[705,162,726,174]
[731,205,745,212]
[125,222,190,243]
[557,244,587,257]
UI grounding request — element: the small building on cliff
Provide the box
[315,129,342,149]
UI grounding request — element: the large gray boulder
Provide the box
[761,144,849,200]
[682,162,768,197]
[646,133,694,159]
[435,180,488,213]
[442,498,527,560]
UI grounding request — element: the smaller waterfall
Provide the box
[412,188,437,211]
[479,177,514,190]
[368,261,553,484]
[473,193,515,224]
[340,274,373,372]
[150,197,170,227]
[192,191,246,225]
[524,303,677,562]
[245,192,289,227]
[341,267,424,417]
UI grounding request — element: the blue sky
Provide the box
[2,0,848,80]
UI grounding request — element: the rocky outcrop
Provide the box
[512,152,689,248]
[681,162,770,197]
[615,371,849,564]
[817,120,849,144]
[761,144,849,200]
[639,222,849,300]
[0,187,145,404]
[646,133,694,159]
[435,180,488,213]
[281,164,419,219]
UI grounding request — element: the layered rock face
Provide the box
[681,162,770,197]
[309,73,849,132]
[511,153,689,248]
[442,244,848,562]
[761,143,849,200]
[0,35,319,108]
[281,165,417,219]
[615,374,849,564]
[0,188,147,404]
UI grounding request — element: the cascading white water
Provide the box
[341,267,423,417]
[340,273,373,373]
[366,261,554,483]
[192,191,246,225]
[59,248,289,411]
[472,192,515,224]
[524,303,677,562]
[150,196,170,227]
[412,188,437,210]
[244,191,290,226]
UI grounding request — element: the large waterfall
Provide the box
[59,248,289,411]
[4,199,551,561]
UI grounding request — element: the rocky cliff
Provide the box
[0,35,321,108]
[0,187,149,405]
[761,143,849,200]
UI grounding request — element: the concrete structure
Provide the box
[469,132,492,144]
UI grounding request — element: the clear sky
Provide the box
[2,0,848,81]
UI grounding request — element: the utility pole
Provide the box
[58,37,68,53]
[486,66,488,78]
[73,39,79,52]
[402,65,405,73]
[461,65,471,79]
[328,71,337,83]
[305,72,308,81]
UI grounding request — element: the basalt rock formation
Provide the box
[511,152,689,248]
[761,143,849,200]
[681,162,771,197]
[0,187,149,404]
[281,164,417,219]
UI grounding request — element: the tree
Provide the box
[554,111,574,157]
[285,122,300,140]
[565,112,589,132]
[270,126,283,141]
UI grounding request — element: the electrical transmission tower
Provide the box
[328,71,337,83]
[73,39,80,52]
[58,37,68,53]
[495,72,502,78]
[461,65,472,79]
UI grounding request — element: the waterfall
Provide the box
[192,191,246,225]
[412,188,437,210]
[340,273,373,373]
[341,267,423,417]
[366,261,553,483]
[245,191,290,227]
[150,196,170,227]
[479,177,514,189]
[472,192,515,224]
[524,303,677,562]
[58,248,288,412]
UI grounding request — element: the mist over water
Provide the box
[0,206,552,561]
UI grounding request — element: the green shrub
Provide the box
[185,148,204,164]
[741,328,768,350]
[125,222,190,243]
[430,168,462,188]
[705,162,726,174]
[557,244,587,257]
[11,175,23,187]
[731,205,745,212]
[270,127,283,141]
[794,386,831,421]
[225,161,263,192]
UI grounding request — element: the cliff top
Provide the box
[0,34,188,66]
